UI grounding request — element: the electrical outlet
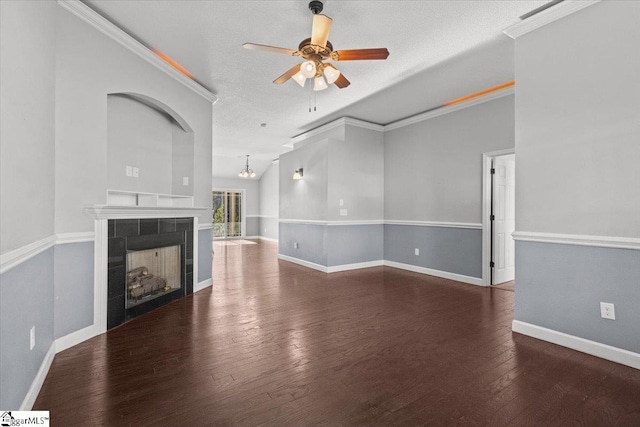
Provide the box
[294,242,299,249]
[132,167,139,178]
[126,165,132,177]
[600,302,615,320]
[30,326,35,350]
[183,176,189,186]
[415,248,420,256]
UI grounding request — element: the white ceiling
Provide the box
[83,0,547,178]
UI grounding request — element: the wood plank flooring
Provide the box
[34,240,640,426]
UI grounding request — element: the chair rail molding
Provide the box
[512,231,640,251]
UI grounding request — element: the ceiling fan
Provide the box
[243,0,389,91]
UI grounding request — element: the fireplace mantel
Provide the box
[85,205,207,220]
[87,205,208,336]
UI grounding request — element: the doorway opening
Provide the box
[212,190,245,239]
[482,149,516,286]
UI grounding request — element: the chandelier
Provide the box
[238,155,256,178]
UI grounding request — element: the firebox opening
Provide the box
[126,245,181,308]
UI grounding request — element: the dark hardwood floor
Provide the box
[35,240,640,426]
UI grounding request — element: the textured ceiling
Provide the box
[83,0,547,178]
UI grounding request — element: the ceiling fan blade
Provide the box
[334,73,350,89]
[311,14,332,48]
[273,63,302,84]
[243,43,298,56]
[332,48,390,61]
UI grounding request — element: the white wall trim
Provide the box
[85,205,207,220]
[20,342,56,410]
[279,219,479,229]
[198,223,213,231]
[279,218,329,225]
[55,324,97,354]
[327,260,384,273]
[327,220,384,226]
[512,320,640,370]
[194,278,212,293]
[278,254,328,273]
[503,1,601,39]
[93,220,108,335]
[56,0,218,104]
[512,231,640,251]
[56,232,95,245]
[384,87,514,132]
[0,235,57,275]
[383,260,484,286]
[385,220,482,229]
[289,117,384,145]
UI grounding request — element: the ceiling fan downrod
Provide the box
[308,1,324,15]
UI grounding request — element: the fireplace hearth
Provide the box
[107,218,193,329]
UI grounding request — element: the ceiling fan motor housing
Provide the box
[308,1,324,15]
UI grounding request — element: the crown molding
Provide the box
[289,117,384,146]
[57,0,218,104]
[384,87,514,132]
[512,231,640,251]
[503,0,601,39]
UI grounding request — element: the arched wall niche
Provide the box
[107,92,195,203]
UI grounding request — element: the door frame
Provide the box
[212,188,247,239]
[481,148,515,286]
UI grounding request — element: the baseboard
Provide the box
[194,278,212,292]
[277,255,484,284]
[20,342,56,410]
[278,254,328,273]
[326,260,384,273]
[55,324,97,354]
[512,320,640,370]
[383,260,484,286]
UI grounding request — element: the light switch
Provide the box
[132,167,139,178]
[183,177,189,186]
[126,166,132,177]
[340,209,347,216]
[339,199,344,206]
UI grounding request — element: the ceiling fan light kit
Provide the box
[243,0,389,91]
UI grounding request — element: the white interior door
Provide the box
[492,155,515,284]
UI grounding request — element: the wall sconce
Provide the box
[293,168,304,180]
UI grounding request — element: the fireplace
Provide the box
[107,218,194,329]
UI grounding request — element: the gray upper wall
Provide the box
[259,162,279,218]
[515,1,640,238]
[384,95,515,223]
[55,6,213,235]
[0,0,57,253]
[279,139,330,221]
[328,126,385,221]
